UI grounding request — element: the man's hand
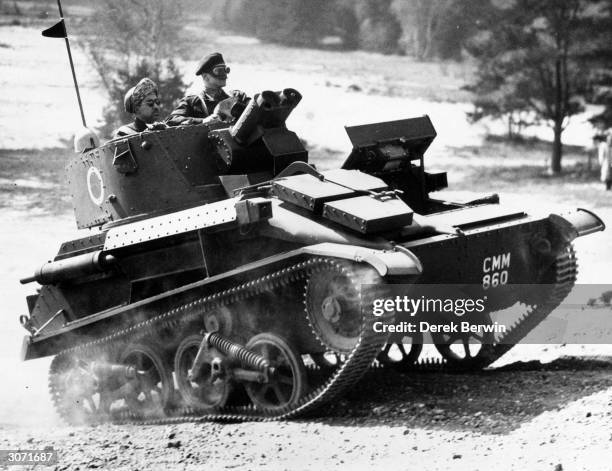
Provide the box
[229,89,248,102]
[147,121,169,130]
[202,114,221,125]
[177,118,204,126]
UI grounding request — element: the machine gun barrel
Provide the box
[20,251,116,285]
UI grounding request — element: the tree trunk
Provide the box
[414,1,427,59]
[551,119,563,175]
[550,57,564,175]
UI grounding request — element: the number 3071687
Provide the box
[0,448,58,466]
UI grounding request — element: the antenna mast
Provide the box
[42,0,87,127]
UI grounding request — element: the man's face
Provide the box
[202,65,229,89]
[135,92,161,123]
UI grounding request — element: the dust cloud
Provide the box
[0,211,78,427]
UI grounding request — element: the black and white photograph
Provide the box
[1,0,611,469]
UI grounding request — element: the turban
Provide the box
[124,77,158,114]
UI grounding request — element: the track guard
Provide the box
[301,242,422,277]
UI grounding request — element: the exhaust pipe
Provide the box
[549,208,605,243]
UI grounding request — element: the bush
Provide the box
[79,0,187,138]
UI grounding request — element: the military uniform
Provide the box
[166,52,244,127]
[166,90,230,126]
[113,117,148,139]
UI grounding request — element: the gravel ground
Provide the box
[1,358,611,471]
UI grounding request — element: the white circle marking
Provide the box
[86,166,105,206]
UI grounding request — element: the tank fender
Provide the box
[549,209,605,242]
[301,242,422,277]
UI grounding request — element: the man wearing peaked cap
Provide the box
[195,52,226,77]
[166,52,246,126]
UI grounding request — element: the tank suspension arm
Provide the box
[91,362,137,384]
[190,332,271,381]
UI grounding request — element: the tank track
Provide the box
[48,247,576,423]
[388,244,578,372]
[49,258,393,425]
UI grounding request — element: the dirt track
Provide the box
[0,359,611,471]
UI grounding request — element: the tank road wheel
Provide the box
[305,261,373,353]
[377,333,424,371]
[119,342,173,418]
[431,312,495,371]
[49,353,113,425]
[174,334,232,410]
[244,333,307,412]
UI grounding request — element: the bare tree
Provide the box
[79,0,184,95]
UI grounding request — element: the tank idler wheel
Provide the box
[377,333,424,371]
[119,342,173,418]
[431,313,495,371]
[174,334,232,410]
[244,333,307,412]
[49,353,113,425]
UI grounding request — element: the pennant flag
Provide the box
[42,19,67,38]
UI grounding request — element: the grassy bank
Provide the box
[0,147,72,213]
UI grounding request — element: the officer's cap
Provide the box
[196,52,225,76]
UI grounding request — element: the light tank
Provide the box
[19,88,605,424]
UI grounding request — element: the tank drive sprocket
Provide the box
[486,243,578,362]
[409,243,578,372]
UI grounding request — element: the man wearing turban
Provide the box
[166,52,246,126]
[113,78,167,138]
